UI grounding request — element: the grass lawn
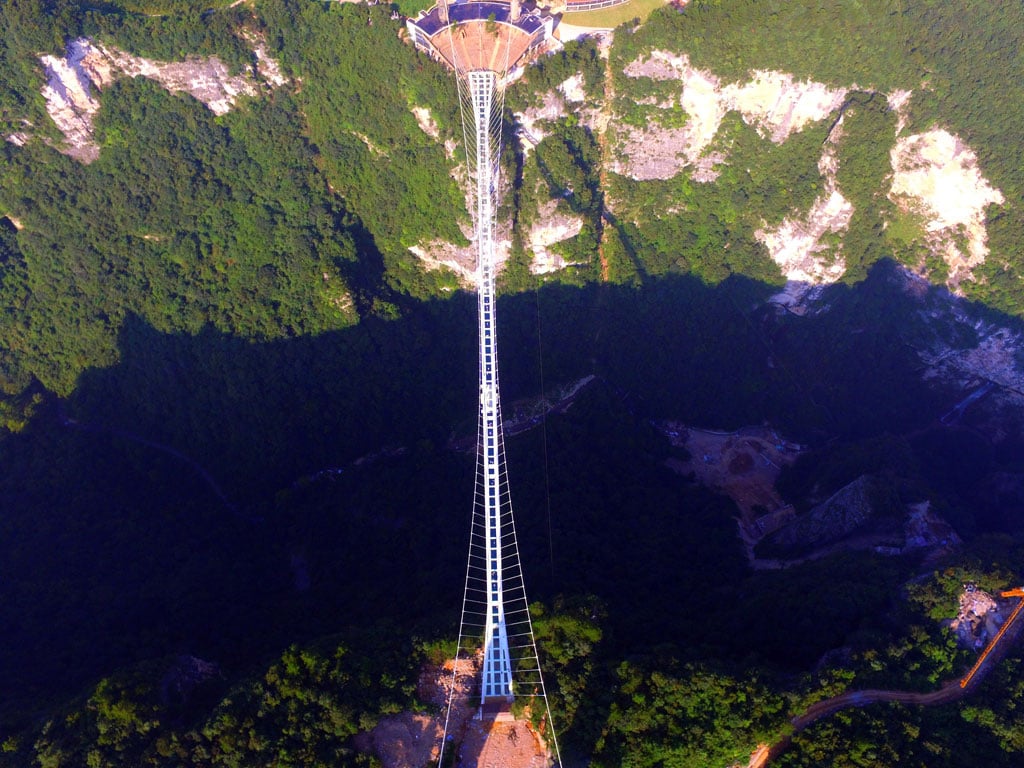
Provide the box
[562,0,671,29]
[396,0,436,16]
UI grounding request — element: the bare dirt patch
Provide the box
[658,422,803,520]
[657,422,807,568]
[359,653,550,768]
[358,656,479,768]
[411,105,441,139]
[456,715,550,768]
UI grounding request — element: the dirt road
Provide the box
[754,602,1024,766]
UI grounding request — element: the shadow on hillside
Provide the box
[2,260,1024,733]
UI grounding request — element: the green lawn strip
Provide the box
[562,0,670,29]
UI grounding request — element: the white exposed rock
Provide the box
[762,118,851,305]
[37,37,286,162]
[889,129,1004,288]
[610,123,688,181]
[528,199,585,274]
[84,41,259,116]
[886,88,912,135]
[558,73,586,103]
[758,190,851,284]
[408,240,476,286]
[690,150,726,183]
[731,71,847,143]
[515,90,566,156]
[5,133,29,147]
[951,587,1000,650]
[618,51,847,181]
[40,40,102,162]
[408,222,511,287]
[411,106,440,139]
[251,40,288,87]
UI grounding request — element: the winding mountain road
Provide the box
[752,598,1024,766]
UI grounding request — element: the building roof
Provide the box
[416,1,545,36]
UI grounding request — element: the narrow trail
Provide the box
[751,599,1024,766]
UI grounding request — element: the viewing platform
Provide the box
[406,0,554,73]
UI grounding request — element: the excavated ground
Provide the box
[359,654,550,768]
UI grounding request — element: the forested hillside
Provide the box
[2,1,1024,766]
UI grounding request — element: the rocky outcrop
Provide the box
[39,41,101,162]
[29,37,287,162]
[617,51,849,181]
[950,587,1002,650]
[617,52,1006,302]
[759,474,901,556]
[762,120,851,309]
[889,129,1005,289]
[527,198,585,274]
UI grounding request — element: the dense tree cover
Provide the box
[0,84,361,395]
[0,0,469,403]
[257,0,467,296]
[0,0,73,137]
[80,7,254,73]
[828,93,895,281]
[6,635,420,767]
[506,38,604,113]
[595,660,786,768]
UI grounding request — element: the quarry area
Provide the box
[655,422,962,569]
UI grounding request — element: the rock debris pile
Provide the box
[951,587,1002,650]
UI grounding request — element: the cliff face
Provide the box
[33,37,286,163]
[608,48,1005,300]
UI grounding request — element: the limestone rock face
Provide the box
[32,37,286,163]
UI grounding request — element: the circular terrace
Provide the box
[407,1,552,73]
